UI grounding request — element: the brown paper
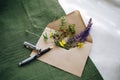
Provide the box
[31,10,92,77]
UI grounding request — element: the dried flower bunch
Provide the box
[43,17,92,50]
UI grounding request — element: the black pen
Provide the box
[18,47,52,66]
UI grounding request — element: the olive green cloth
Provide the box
[0,0,103,80]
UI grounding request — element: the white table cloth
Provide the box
[58,0,120,80]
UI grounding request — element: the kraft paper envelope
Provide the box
[31,10,92,77]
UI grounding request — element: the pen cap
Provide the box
[24,41,40,51]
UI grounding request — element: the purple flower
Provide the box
[68,18,93,43]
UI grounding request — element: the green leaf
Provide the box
[69,24,75,34]
[43,33,48,41]
[60,16,66,30]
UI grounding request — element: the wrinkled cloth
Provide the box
[0,0,103,80]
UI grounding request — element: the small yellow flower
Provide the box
[62,40,66,45]
[59,40,66,47]
[49,32,53,38]
[77,42,84,48]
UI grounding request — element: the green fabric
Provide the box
[0,0,103,80]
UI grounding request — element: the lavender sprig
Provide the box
[68,18,93,43]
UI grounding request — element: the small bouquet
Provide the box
[43,17,92,50]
